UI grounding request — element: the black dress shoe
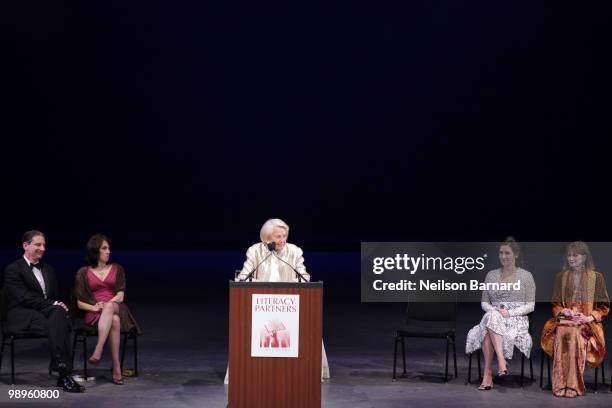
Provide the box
[67,375,86,391]
[57,375,85,393]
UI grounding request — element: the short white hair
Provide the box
[260,218,290,242]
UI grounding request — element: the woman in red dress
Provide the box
[75,234,140,385]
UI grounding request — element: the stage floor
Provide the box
[1,302,611,407]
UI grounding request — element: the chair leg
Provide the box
[392,335,398,380]
[400,337,406,375]
[444,337,449,382]
[467,352,472,384]
[594,366,598,391]
[520,353,525,388]
[121,333,128,371]
[10,338,15,385]
[0,337,5,373]
[452,336,457,378]
[477,350,481,380]
[529,355,534,380]
[71,332,77,369]
[539,351,544,389]
[601,360,605,386]
[83,336,88,379]
[547,354,551,389]
[133,334,138,377]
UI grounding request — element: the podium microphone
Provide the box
[239,242,275,281]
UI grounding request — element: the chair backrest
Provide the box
[403,273,459,323]
[406,300,457,323]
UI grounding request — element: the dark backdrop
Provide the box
[2,1,611,250]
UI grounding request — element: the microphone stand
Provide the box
[271,252,309,282]
[239,243,275,282]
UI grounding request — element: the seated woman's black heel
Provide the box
[110,367,124,385]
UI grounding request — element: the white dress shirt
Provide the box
[267,257,281,282]
[24,256,46,298]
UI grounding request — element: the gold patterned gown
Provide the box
[540,270,610,396]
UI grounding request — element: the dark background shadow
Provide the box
[2,1,611,250]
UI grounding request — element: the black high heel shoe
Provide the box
[110,367,124,385]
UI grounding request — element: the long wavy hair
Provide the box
[562,241,595,272]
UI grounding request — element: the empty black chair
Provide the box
[0,289,51,384]
[393,300,458,382]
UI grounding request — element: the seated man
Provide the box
[3,230,84,392]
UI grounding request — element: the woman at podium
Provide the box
[235,218,310,282]
[227,218,330,382]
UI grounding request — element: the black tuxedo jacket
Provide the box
[3,258,60,332]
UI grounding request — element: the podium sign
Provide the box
[251,294,300,357]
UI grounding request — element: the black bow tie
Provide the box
[30,262,41,270]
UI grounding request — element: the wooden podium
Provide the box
[228,281,323,408]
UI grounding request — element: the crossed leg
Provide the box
[91,302,121,367]
[481,331,494,387]
[487,328,507,374]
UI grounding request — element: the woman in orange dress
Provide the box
[541,241,610,397]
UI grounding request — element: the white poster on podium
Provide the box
[251,294,300,357]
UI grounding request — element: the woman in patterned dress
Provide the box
[540,241,609,398]
[465,238,536,390]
